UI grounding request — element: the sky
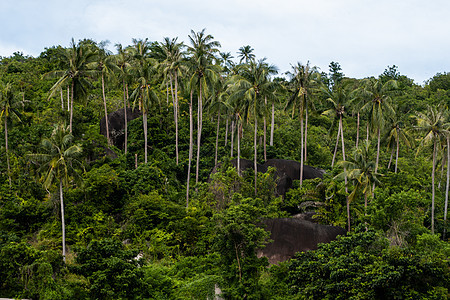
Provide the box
[1,0,450,84]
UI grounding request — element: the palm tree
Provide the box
[384,109,413,173]
[187,29,221,185]
[93,41,119,146]
[114,43,132,153]
[336,141,380,231]
[45,38,97,133]
[0,81,22,186]
[160,37,186,165]
[130,59,160,164]
[228,59,277,194]
[416,105,449,234]
[29,124,83,262]
[285,62,319,186]
[237,45,256,64]
[360,78,397,173]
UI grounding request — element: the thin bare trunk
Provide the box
[263,115,267,161]
[347,196,351,232]
[366,122,369,144]
[196,87,203,185]
[60,179,66,262]
[270,101,275,146]
[432,141,436,234]
[225,118,229,147]
[5,117,11,187]
[234,243,242,282]
[60,88,64,110]
[69,81,74,133]
[395,130,400,173]
[304,105,308,163]
[331,122,341,168]
[340,116,348,194]
[387,147,395,170]
[215,109,221,167]
[356,112,360,149]
[375,128,381,172]
[231,119,235,157]
[102,74,110,145]
[174,73,179,165]
[123,80,128,154]
[67,86,70,112]
[143,112,148,164]
[237,116,241,176]
[254,117,258,195]
[300,113,304,187]
[445,136,449,239]
[186,90,194,207]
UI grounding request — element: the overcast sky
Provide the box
[1,0,449,84]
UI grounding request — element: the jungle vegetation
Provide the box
[0,33,448,299]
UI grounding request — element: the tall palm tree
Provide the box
[29,124,83,262]
[93,41,119,146]
[114,43,132,153]
[0,81,22,186]
[45,38,97,133]
[360,78,397,173]
[336,141,380,231]
[228,59,277,194]
[237,45,255,64]
[285,62,319,186]
[130,59,160,164]
[160,37,186,165]
[384,109,413,173]
[187,28,221,185]
[416,105,449,234]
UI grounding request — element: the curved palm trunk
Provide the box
[186,90,194,207]
[143,111,148,164]
[395,130,400,173]
[69,81,74,133]
[375,128,381,172]
[340,116,348,194]
[263,116,267,162]
[60,179,66,262]
[225,118,229,147]
[195,87,203,185]
[366,122,369,144]
[230,119,235,157]
[5,117,11,187]
[387,147,395,170]
[300,113,304,187]
[101,74,111,145]
[123,80,128,154]
[214,109,221,167]
[60,88,64,110]
[304,105,308,163]
[237,117,241,176]
[174,73,180,165]
[355,112,360,149]
[431,140,437,234]
[254,117,258,195]
[270,101,275,146]
[331,121,341,168]
[67,86,70,112]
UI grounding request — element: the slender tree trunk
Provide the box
[215,109,221,167]
[356,112,360,149]
[169,75,179,165]
[231,119,235,158]
[270,101,275,146]
[186,90,193,207]
[174,73,179,165]
[263,115,267,161]
[432,140,437,234]
[225,118,228,147]
[196,87,203,185]
[331,122,341,168]
[395,130,400,173]
[143,111,148,164]
[445,136,449,239]
[60,179,66,262]
[347,196,351,232]
[340,116,348,193]
[254,117,258,195]
[300,112,304,187]
[234,243,242,282]
[387,147,395,170]
[123,80,128,154]
[102,74,110,145]
[366,122,369,144]
[5,117,11,187]
[237,116,241,176]
[67,86,70,112]
[69,81,74,133]
[375,128,381,172]
[304,105,308,163]
[60,88,64,110]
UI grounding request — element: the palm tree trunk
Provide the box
[331,122,341,168]
[69,81,74,133]
[169,76,179,165]
[356,112,360,149]
[445,136,449,239]
[237,116,241,176]
[60,179,66,262]
[225,118,229,147]
[304,105,308,163]
[174,73,179,165]
[340,116,348,193]
[395,130,400,173]
[254,117,258,195]
[196,86,203,185]
[387,147,395,170]
[143,111,148,164]
[101,74,110,145]
[60,88,64,110]
[186,90,194,207]
[231,119,235,158]
[5,117,11,187]
[366,122,369,144]
[300,112,304,187]
[263,115,267,161]
[123,80,128,154]
[67,86,70,112]
[375,128,381,172]
[432,140,437,234]
[215,109,221,167]
[270,101,275,146]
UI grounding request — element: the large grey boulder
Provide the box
[100,107,141,149]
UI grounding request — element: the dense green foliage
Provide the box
[0,36,448,299]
